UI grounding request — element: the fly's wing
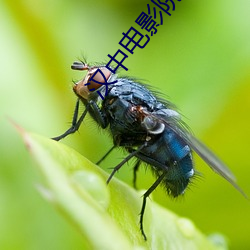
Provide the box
[182,132,248,197]
[151,109,247,198]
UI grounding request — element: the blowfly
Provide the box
[52,61,246,240]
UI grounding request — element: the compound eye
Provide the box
[142,116,165,134]
[85,67,111,91]
[72,63,113,100]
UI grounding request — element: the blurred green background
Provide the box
[0,0,249,249]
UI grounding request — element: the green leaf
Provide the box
[19,128,226,250]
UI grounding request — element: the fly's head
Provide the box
[71,61,112,100]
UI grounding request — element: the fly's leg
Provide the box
[107,143,146,184]
[96,145,116,165]
[52,99,108,141]
[133,160,141,189]
[52,99,88,141]
[88,100,107,129]
[140,172,166,240]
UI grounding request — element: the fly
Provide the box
[52,61,247,240]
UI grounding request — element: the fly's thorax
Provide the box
[72,61,113,100]
[142,115,165,134]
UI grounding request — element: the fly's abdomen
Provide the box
[164,153,193,197]
[137,129,194,197]
[163,129,194,196]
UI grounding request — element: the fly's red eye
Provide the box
[86,67,111,91]
[72,63,112,100]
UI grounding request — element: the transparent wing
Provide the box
[170,122,247,198]
[149,110,247,198]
